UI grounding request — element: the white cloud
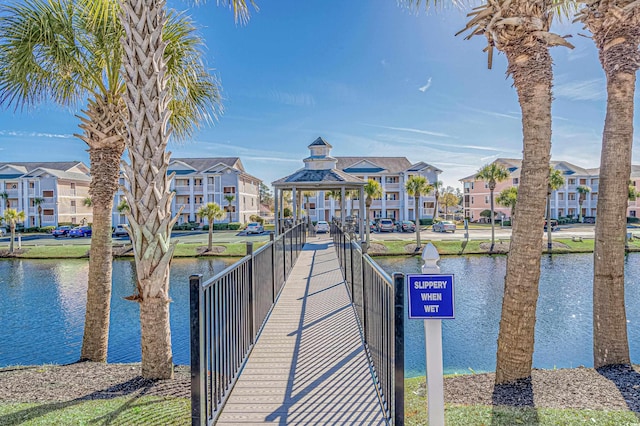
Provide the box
[361,123,451,138]
[554,79,605,101]
[267,90,316,107]
[418,77,432,93]
[0,130,74,139]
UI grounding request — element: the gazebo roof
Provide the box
[272,167,365,189]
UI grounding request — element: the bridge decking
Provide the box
[216,236,386,425]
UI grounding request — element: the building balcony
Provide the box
[384,183,400,191]
[385,200,401,209]
[173,185,190,194]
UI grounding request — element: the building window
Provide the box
[591,193,598,201]
[485,196,489,204]
[385,193,398,201]
[385,176,398,184]
[484,182,489,189]
[470,182,474,190]
[223,186,236,194]
[568,193,576,201]
[631,210,637,218]
[29,182,34,189]
[43,209,54,215]
[558,209,564,217]
[424,201,434,209]
[71,217,76,224]
[579,178,586,185]
[513,178,519,185]
[43,190,54,198]
[568,178,576,185]
[558,193,564,200]
[471,196,474,205]
[591,178,599,185]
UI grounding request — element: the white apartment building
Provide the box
[291,138,443,222]
[0,162,92,227]
[113,157,261,226]
[460,158,640,221]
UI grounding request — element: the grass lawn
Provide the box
[0,396,190,425]
[404,376,637,426]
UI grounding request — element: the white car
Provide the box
[113,224,129,237]
[316,221,330,233]
[245,222,264,234]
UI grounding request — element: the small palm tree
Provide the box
[476,163,509,253]
[363,179,383,248]
[405,175,433,250]
[197,202,225,252]
[576,185,591,223]
[0,192,8,210]
[224,195,236,224]
[547,168,565,253]
[496,187,518,225]
[33,197,45,228]
[3,208,25,254]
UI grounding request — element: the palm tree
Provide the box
[547,168,565,253]
[574,2,639,369]
[576,185,591,223]
[405,175,433,249]
[405,0,575,383]
[432,180,444,220]
[33,197,45,228]
[476,163,509,253]
[0,192,8,210]
[630,184,639,202]
[197,202,225,252]
[496,187,518,224]
[3,208,25,254]
[363,179,383,248]
[0,0,220,368]
[224,194,236,224]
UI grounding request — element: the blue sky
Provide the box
[0,0,638,189]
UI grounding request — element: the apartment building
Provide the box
[0,161,92,227]
[292,138,443,222]
[113,157,261,226]
[459,158,637,221]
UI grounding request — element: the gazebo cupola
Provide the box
[303,137,338,171]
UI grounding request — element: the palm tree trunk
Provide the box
[208,224,213,251]
[489,188,495,253]
[433,194,439,220]
[9,224,14,253]
[593,72,634,368]
[77,94,126,362]
[365,200,371,250]
[495,43,552,385]
[121,0,176,379]
[415,197,421,248]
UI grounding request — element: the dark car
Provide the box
[52,226,72,238]
[69,226,92,238]
[376,218,395,232]
[396,220,416,232]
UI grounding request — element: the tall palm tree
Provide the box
[363,179,383,248]
[574,2,639,369]
[576,185,591,223]
[0,0,220,367]
[224,194,236,224]
[33,197,45,228]
[476,163,509,253]
[3,208,25,254]
[432,179,444,220]
[405,175,433,249]
[547,168,565,253]
[406,0,574,384]
[197,202,225,252]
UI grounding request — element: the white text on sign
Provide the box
[414,281,448,289]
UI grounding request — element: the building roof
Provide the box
[335,157,413,174]
[170,157,245,172]
[308,137,332,148]
[460,158,600,182]
[0,161,85,174]
[272,168,365,188]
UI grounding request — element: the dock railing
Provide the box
[331,222,405,425]
[190,221,307,426]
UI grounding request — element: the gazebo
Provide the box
[272,137,366,237]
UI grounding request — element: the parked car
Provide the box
[376,218,395,233]
[246,222,265,234]
[396,220,416,233]
[0,227,5,237]
[544,219,558,231]
[113,224,128,237]
[316,220,330,233]
[69,226,92,238]
[433,221,456,233]
[52,225,72,238]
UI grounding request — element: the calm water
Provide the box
[375,253,640,377]
[0,258,237,367]
[2,254,640,378]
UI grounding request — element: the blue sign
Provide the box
[407,274,455,319]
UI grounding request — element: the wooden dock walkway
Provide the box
[216,236,386,425]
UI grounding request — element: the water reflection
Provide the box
[0,257,237,367]
[375,253,640,377]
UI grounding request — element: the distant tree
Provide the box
[480,209,494,219]
[197,203,225,251]
[405,176,433,249]
[3,208,25,253]
[259,183,274,208]
[630,184,639,201]
[547,168,565,252]
[33,197,45,228]
[576,185,592,223]
[476,163,509,253]
[0,192,8,209]
[440,191,459,220]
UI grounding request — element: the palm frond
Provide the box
[215,0,258,25]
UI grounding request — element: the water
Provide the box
[375,253,640,377]
[3,254,640,377]
[0,258,237,367]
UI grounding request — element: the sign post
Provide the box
[407,243,454,426]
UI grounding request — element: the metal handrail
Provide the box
[190,222,307,426]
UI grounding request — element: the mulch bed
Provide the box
[2,362,640,413]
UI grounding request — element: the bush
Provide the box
[503,220,512,226]
[419,218,433,226]
[250,215,265,225]
[24,227,40,233]
[628,217,640,224]
[40,226,56,234]
[213,223,229,230]
[228,222,242,230]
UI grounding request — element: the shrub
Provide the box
[250,215,265,225]
[40,226,56,233]
[213,223,228,230]
[503,220,512,226]
[419,218,433,226]
[228,222,242,230]
[628,217,640,224]
[24,227,40,233]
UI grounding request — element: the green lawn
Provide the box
[0,397,190,426]
[404,376,638,425]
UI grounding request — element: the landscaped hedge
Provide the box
[228,222,242,230]
[420,218,433,226]
[628,217,640,224]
